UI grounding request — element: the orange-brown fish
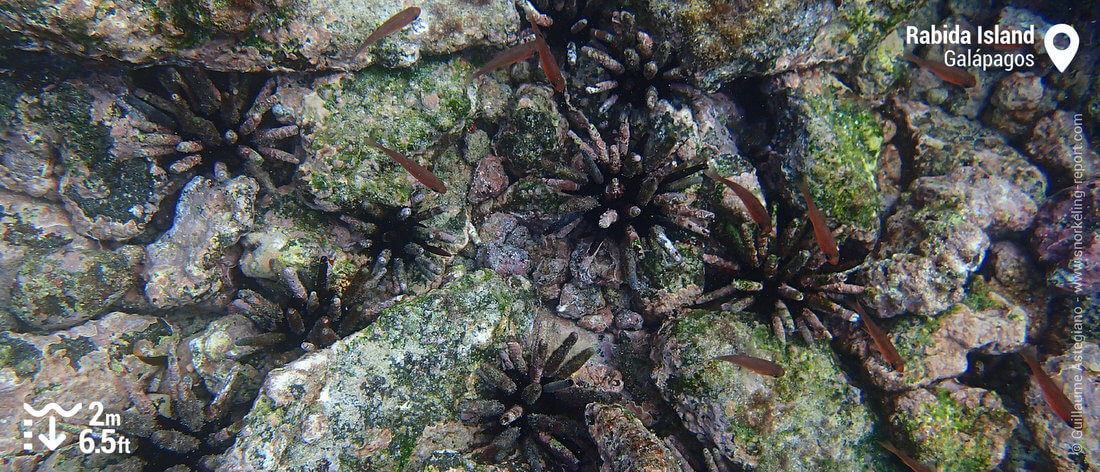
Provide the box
[715,354,785,377]
[797,180,839,265]
[901,53,977,88]
[466,40,540,85]
[855,304,904,373]
[1020,345,1080,429]
[705,168,772,234]
[879,441,933,472]
[365,140,447,194]
[532,25,565,92]
[354,7,421,57]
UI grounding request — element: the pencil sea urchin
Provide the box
[696,177,864,344]
[460,332,619,471]
[546,102,711,293]
[580,10,691,117]
[117,66,300,193]
[334,187,456,297]
[230,256,373,354]
[517,0,606,69]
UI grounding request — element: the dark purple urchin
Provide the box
[695,190,865,344]
[545,102,711,292]
[580,10,692,116]
[116,66,301,193]
[230,256,374,355]
[333,188,457,296]
[460,332,618,471]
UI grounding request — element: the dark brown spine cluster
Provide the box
[118,66,300,193]
[460,332,619,471]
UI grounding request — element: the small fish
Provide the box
[901,53,977,88]
[879,441,934,472]
[354,6,420,58]
[466,40,540,85]
[797,180,839,265]
[855,304,904,373]
[715,354,785,377]
[365,140,447,194]
[532,25,565,92]
[705,168,772,233]
[1020,345,1080,429]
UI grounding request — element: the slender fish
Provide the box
[715,354,785,377]
[797,180,839,265]
[901,53,977,88]
[856,303,904,373]
[532,25,565,92]
[1020,345,1080,429]
[466,40,541,85]
[879,441,934,472]
[365,140,447,194]
[705,168,772,233]
[354,7,421,57]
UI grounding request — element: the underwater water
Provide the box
[0,0,1098,470]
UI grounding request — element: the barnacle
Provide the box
[546,102,711,293]
[460,332,619,471]
[116,66,300,194]
[230,256,373,354]
[696,183,865,344]
[580,10,692,117]
[334,187,456,296]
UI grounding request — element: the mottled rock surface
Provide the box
[858,99,1047,318]
[221,269,535,471]
[1,0,519,71]
[774,70,883,246]
[650,0,922,84]
[888,381,1018,471]
[0,313,178,466]
[586,403,687,472]
[297,57,474,210]
[653,310,880,471]
[1032,179,1100,295]
[144,175,258,308]
[846,302,1026,391]
[11,246,142,331]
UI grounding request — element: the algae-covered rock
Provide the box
[54,79,170,241]
[492,84,567,174]
[1,0,519,71]
[652,310,880,471]
[846,302,1026,391]
[888,381,1018,471]
[0,55,76,199]
[10,246,141,332]
[221,269,536,471]
[0,190,100,331]
[237,196,344,282]
[298,57,474,209]
[187,314,273,412]
[0,313,178,464]
[143,174,258,309]
[889,97,1047,202]
[651,0,923,84]
[586,403,688,472]
[857,98,1047,319]
[775,70,883,246]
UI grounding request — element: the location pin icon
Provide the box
[1045,24,1079,73]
